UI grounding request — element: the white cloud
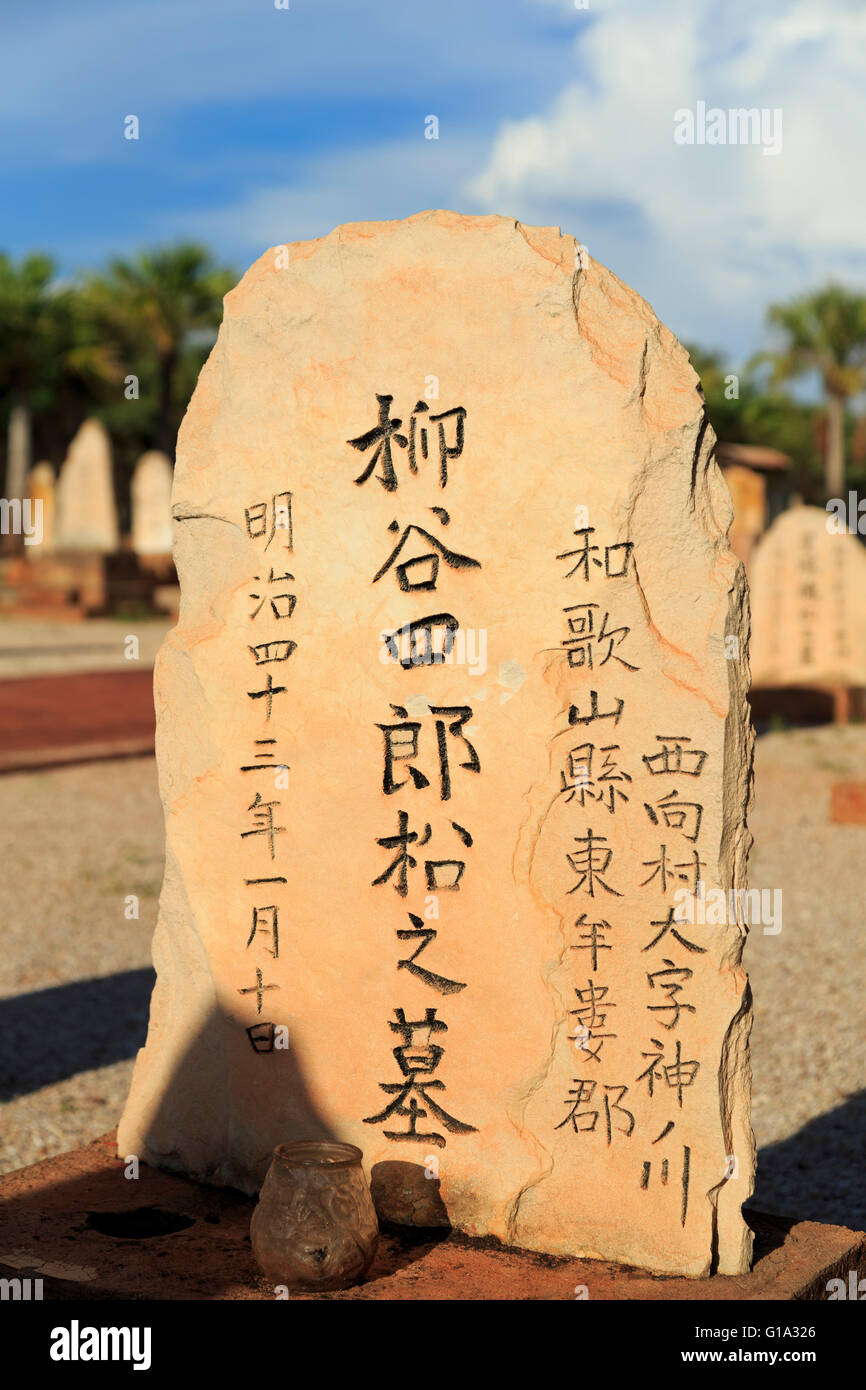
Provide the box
[466,0,866,360]
[49,0,864,365]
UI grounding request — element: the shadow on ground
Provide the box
[751,1090,866,1231]
[0,968,155,1100]
[2,972,864,1237]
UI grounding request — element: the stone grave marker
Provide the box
[119,212,754,1277]
[55,418,119,553]
[750,504,866,692]
[26,462,56,554]
[131,451,174,557]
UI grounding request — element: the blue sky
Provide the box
[3,0,865,367]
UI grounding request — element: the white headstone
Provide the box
[131,451,174,556]
[56,418,119,552]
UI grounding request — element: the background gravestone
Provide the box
[750,504,866,691]
[25,462,56,555]
[131,451,174,558]
[119,212,754,1277]
[55,418,119,553]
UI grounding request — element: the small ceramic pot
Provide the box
[251,1141,379,1292]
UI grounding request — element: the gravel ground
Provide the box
[0,757,162,1173]
[746,724,866,1229]
[0,731,864,1231]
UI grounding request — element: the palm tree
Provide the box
[756,286,866,499]
[85,244,236,456]
[0,252,119,506]
[0,253,61,501]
